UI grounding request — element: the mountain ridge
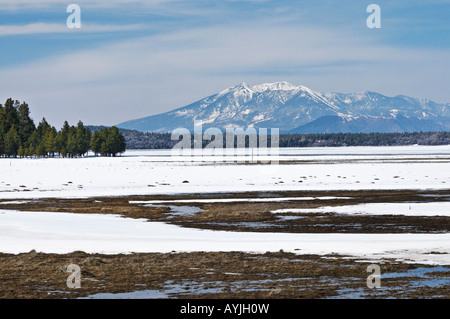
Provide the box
[117,82,450,133]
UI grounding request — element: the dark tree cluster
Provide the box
[90,127,126,157]
[111,128,450,150]
[87,127,178,150]
[0,98,126,158]
[278,132,450,147]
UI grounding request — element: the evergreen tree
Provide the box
[90,130,102,156]
[36,118,51,139]
[106,126,126,156]
[75,121,91,156]
[33,118,51,157]
[44,127,58,157]
[66,127,78,158]
[26,144,35,158]
[57,121,71,157]
[18,145,25,158]
[4,126,20,157]
[1,99,20,135]
[100,140,108,156]
[17,102,35,146]
[35,144,45,157]
[27,130,40,153]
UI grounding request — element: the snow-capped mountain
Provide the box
[289,114,447,134]
[117,82,450,133]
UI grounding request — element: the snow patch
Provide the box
[272,202,450,217]
[1,209,449,264]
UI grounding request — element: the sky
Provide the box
[0,0,449,127]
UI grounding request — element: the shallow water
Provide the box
[80,265,449,299]
[144,204,203,218]
[330,266,450,299]
[384,266,450,288]
[80,289,169,299]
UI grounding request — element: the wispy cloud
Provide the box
[0,23,147,36]
[0,0,183,11]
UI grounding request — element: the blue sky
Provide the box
[0,0,449,126]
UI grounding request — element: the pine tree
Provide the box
[35,144,45,157]
[44,127,58,157]
[27,130,40,154]
[4,126,20,157]
[18,145,25,158]
[27,144,35,158]
[31,118,53,157]
[66,127,78,158]
[110,126,126,156]
[56,121,71,157]
[75,121,91,156]
[18,102,35,146]
[90,130,102,156]
[100,141,108,156]
[2,99,20,134]
[36,118,50,138]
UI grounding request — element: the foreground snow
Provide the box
[272,202,450,217]
[0,145,449,199]
[0,209,449,265]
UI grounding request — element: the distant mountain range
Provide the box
[117,82,450,133]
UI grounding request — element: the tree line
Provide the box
[278,131,450,147]
[115,128,450,149]
[0,98,126,158]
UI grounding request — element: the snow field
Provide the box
[0,145,449,264]
[0,145,449,200]
[0,210,449,265]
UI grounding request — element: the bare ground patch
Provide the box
[1,189,449,233]
[0,251,448,299]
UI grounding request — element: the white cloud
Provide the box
[0,23,147,36]
[0,0,182,11]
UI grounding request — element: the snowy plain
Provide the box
[0,145,449,200]
[0,145,449,265]
[1,209,449,265]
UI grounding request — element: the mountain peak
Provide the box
[235,82,252,89]
[222,81,310,94]
[252,81,298,92]
[217,82,254,98]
